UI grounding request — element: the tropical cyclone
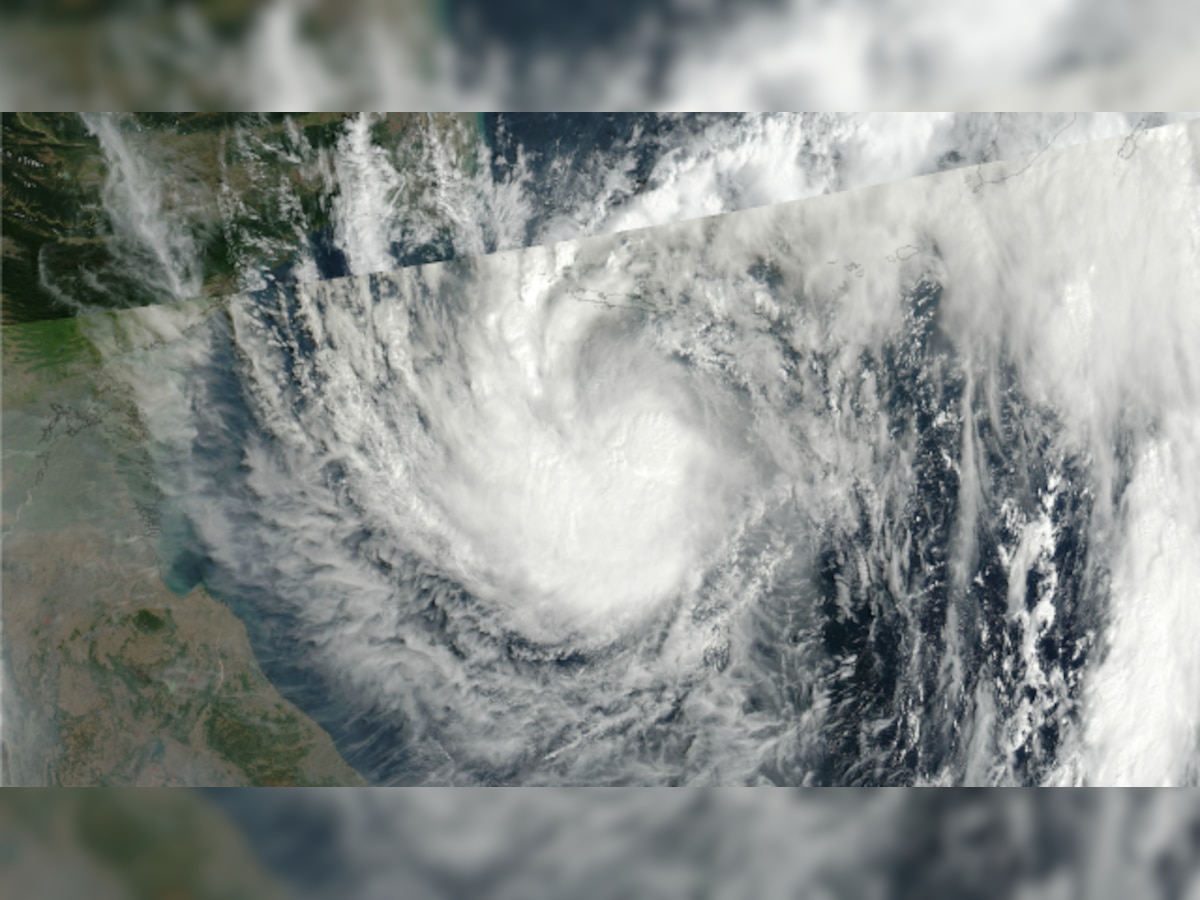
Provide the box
[165,119,1199,786]
[8,114,1200,787]
[312,245,754,644]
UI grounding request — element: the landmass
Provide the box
[2,308,364,785]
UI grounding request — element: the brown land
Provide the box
[2,306,365,786]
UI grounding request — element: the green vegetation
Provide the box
[1,112,351,324]
[2,113,109,324]
[204,695,310,786]
[1,312,100,380]
[2,112,484,325]
[132,609,166,635]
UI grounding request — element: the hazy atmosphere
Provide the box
[6,113,1200,787]
[5,107,1200,896]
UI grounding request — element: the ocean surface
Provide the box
[63,114,1200,787]
[23,113,1200,786]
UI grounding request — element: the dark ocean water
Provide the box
[157,258,1102,786]
[59,114,1200,787]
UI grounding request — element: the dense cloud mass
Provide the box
[63,116,1200,787]
[214,789,1200,899]
[5,789,1200,898]
[2,1,1199,109]
[12,112,1195,318]
[6,12,1200,894]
